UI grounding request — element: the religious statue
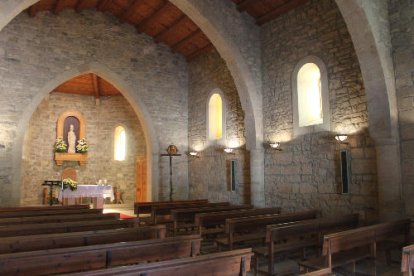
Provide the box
[67,124,76,154]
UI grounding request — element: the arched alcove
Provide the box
[13,63,159,205]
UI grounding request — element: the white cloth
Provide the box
[59,184,114,201]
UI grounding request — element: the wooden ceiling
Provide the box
[232,0,310,25]
[26,0,309,61]
[53,73,121,97]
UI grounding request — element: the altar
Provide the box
[59,185,114,209]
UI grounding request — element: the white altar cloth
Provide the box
[59,185,114,201]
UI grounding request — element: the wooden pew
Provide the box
[299,219,411,274]
[134,199,208,215]
[0,212,120,225]
[0,207,102,218]
[254,214,358,275]
[216,209,319,250]
[401,244,414,276]
[64,248,254,276]
[194,207,281,236]
[0,205,89,211]
[301,268,332,276]
[0,224,166,254]
[172,204,253,235]
[0,235,202,275]
[150,201,230,224]
[0,218,140,237]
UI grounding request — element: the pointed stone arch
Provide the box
[11,62,159,204]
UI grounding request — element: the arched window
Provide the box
[297,63,323,127]
[208,93,223,141]
[293,56,330,136]
[114,126,126,161]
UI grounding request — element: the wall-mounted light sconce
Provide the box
[335,135,348,144]
[269,142,282,151]
[224,148,234,154]
[187,151,200,158]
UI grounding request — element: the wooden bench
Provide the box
[401,244,414,276]
[0,224,166,254]
[0,212,120,225]
[64,248,254,276]
[301,268,332,276]
[0,205,89,211]
[172,204,253,235]
[150,201,230,224]
[253,214,359,275]
[299,219,411,274]
[134,199,208,215]
[0,207,102,218]
[0,235,202,275]
[194,207,281,236]
[0,218,140,237]
[216,209,319,250]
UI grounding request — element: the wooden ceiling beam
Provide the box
[136,0,169,33]
[171,28,202,51]
[256,0,309,25]
[97,0,111,12]
[237,0,256,12]
[75,0,84,13]
[186,43,214,61]
[154,14,186,43]
[53,0,65,15]
[28,5,38,17]
[120,0,145,23]
[91,74,101,99]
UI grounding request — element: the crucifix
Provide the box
[160,144,181,201]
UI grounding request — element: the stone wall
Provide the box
[21,92,145,205]
[389,0,414,215]
[0,9,189,204]
[188,50,250,204]
[262,0,378,220]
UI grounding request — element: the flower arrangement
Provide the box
[62,178,77,191]
[54,137,67,152]
[76,138,88,153]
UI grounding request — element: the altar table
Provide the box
[59,185,114,209]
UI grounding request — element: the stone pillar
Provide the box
[375,139,404,220]
[250,148,265,207]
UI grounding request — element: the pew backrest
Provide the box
[134,199,208,215]
[0,212,119,225]
[0,207,102,218]
[0,224,166,254]
[64,248,253,276]
[0,235,202,275]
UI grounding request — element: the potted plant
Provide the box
[54,137,67,153]
[76,138,88,154]
[62,178,77,191]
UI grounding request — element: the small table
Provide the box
[59,185,114,209]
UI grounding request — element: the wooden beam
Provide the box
[186,43,214,61]
[28,5,37,17]
[120,0,145,23]
[91,74,100,99]
[75,0,84,13]
[154,15,186,43]
[256,0,309,25]
[237,0,256,12]
[97,0,111,12]
[136,1,169,33]
[53,0,65,15]
[171,29,202,51]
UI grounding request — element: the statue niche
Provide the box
[55,110,87,166]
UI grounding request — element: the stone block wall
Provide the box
[0,10,189,204]
[262,0,378,220]
[21,92,145,205]
[389,0,414,215]
[188,50,250,204]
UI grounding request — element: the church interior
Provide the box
[0,0,413,275]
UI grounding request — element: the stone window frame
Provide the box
[292,55,330,137]
[113,124,127,161]
[206,89,226,146]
